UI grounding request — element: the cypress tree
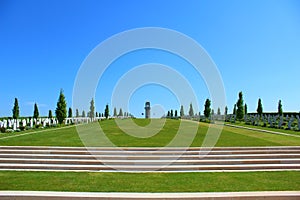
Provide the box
[118,108,123,117]
[12,98,20,119]
[104,104,109,119]
[204,99,211,119]
[180,105,184,117]
[175,110,178,117]
[113,107,117,117]
[189,103,194,117]
[244,103,248,115]
[225,106,228,116]
[89,98,95,118]
[68,107,72,118]
[55,89,67,124]
[48,110,53,118]
[236,91,244,120]
[33,103,39,119]
[76,109,79,117]
[257,98,263,116]
[217,107,221,115]
[278,100,283,116]
[233,104,237,115]
[82,110,86,117]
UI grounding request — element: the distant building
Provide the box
[144,102,151,119]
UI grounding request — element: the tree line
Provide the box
[10,89,115,124]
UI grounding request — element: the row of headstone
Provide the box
[0,118,61,130]
[227,114,300,130]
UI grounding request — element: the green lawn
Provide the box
[0,119,299,192]
[0,171,299,192]
[0,119,300,147]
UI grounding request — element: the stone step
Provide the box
[1,146,300,151]
[1,158,300,165]
[0,153,299,160]
[1,149,300,155]
[0,163,300,172]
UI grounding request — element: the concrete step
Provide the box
[1,191,300,200]
[1,158,300,165]
[1,146,300,172]
[0,153,299,160]
[0,163,300,172]
[1,149,300,155]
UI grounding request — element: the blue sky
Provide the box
[0,0,300,118]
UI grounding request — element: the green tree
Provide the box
[118,108,123,117]
[33,103,39,119]
[278,100,283,116]
[257,98,263,116]
[55,89,67,124]
[233,104,237,115]
[12,98,20,119]
[104,104,109,119]
[48,110,53,118]
[76,109,79,117]
[171,109,174,118]
[89,98,95,118]
[236,91,244,120]
[189,103,194,117]
[211,109,214,116]
[225,106,228,116]
[204,99,211,119]
[175,110,178,117]
[180,105,184,117]
[217,107,221,115]
[113,107,117,117]
[96,112,98,117]
[68,107,72,118]
[244,103,248,115]
[82,110,86,117]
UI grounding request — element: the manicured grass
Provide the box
[1,119,300,147]
[0,171,299,192]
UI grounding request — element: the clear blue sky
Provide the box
[0,0,300,118]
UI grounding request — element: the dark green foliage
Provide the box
[82,110,86,117]
[204,99,211,118]
[180,105,184,117]
[189,103,194,117]
[175,110,178,117]
[12,98,20,119]
[76,109,79,117]
[217,107,221,115]
[244,103,248,115]
[89,98,95,118]
[55,89,67,124]
[68,107,72,118]
[118,108,123,117]
[233,104,237,115]
[257,98,263,116]
[211,109,214,116]
[104,104,109,119]
[113,107,117,117]
[236,91,244,120]
[170,110,173,117]
[48,110,53,118]
[278,100,283,116]
[96,112,98,117]
[33,103,39,119]
[225,106,228,116]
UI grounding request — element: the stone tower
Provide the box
[144,102,151,119]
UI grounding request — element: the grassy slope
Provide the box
[0,119,300,147]
[1,171,300,192]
